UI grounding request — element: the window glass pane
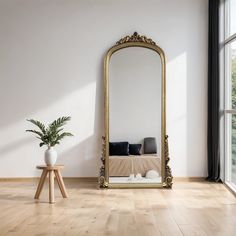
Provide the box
[230,0,236,35]
[226,113,236,185]
[231,41,236,108]
[232,114,236,185]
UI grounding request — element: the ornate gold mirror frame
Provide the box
[99,32,173,188]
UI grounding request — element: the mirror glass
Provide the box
[109,47,162,184]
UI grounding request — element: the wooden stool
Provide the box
[34,165,68,204]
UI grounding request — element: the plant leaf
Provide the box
[55,128,64,135]
[49,116,71,132]
[55,132,73,142]
[26,119,46,134]
[26,129,43,137]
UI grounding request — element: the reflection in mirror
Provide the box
[108,47,162,184]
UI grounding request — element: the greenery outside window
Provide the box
[224,0,236,191]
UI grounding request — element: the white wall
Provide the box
[0,0,208,177]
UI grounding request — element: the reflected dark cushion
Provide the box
[144,137,157,154]
[129,144,142,155]
[109,142,129,156]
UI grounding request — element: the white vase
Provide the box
[44,146,57,166]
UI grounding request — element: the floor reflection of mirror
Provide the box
[109,177,161,184]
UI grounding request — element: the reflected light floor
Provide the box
[109,177,161,183]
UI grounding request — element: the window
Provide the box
[229,0,236,36]
[224,0,236,191]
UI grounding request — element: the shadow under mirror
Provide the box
[108,47,162,184]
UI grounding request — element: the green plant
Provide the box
[26,116,73,147]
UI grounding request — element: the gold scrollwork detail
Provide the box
[163,135,173,188]
[99,136,108,188]
[116,32,156,46]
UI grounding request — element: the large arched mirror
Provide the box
[99,32,173,188]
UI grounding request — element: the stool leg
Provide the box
[54,170,68,198]
[34,169,47,199]
[49,170,55,204]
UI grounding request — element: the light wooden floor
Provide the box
[0,180,236,236]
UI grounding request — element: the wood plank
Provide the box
[0,180,235,236]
